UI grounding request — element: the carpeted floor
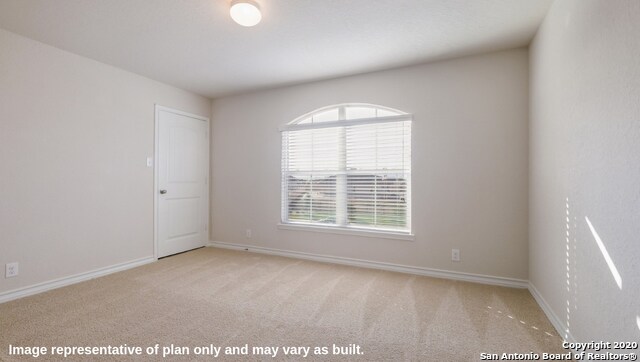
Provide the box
[0,247,569,361]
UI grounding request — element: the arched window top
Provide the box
[284,103,409,130]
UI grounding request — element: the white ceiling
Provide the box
[0,0,552,98]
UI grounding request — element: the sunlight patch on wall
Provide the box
[585,217,622,289]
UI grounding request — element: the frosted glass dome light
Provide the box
[230,0,262,27]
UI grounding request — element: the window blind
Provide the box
[281,105,411,233]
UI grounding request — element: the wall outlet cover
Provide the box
[6,262,19,278]
[451,249,460,262]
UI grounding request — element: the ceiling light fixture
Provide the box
[230,0,262,27]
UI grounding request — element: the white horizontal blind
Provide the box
[282,105,411,233]
[282,127,339,225]
[345,121,411,230]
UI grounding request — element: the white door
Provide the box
[156,106,209,258]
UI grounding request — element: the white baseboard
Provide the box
[528,282,575,343]
[208,241,528,288]
[0,256,155,304]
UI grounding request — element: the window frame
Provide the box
[279,103,413,240]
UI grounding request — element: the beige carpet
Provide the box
[0,247,569,361]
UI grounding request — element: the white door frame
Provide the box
[154,104,210,259]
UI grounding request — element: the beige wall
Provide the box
[211,48,530,280]
[530,0,640,341]
[0,29,211,294]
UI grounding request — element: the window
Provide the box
[280,104,412,235]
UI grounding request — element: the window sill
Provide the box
[277,223,414,241]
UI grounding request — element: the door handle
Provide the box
[160,190,167,194]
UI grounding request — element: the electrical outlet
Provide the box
[451,249,460,262]
[245,229,252,238]
[6,262,18,278]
